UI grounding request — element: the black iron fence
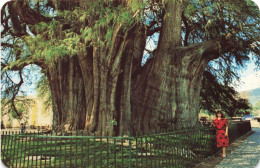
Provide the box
[228,120,251,143]
[1,121,251,168]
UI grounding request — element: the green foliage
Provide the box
[24,20,82,66]
[252,100,260,116]
[109,119,117,126]
[78,1,139,46]
[183,0,260,84]
[1,97,33,122]
[36,75,52,110]
[200,71,252,117]
[255,100,260,110]
[22,0,145,67]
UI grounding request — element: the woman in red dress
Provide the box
[212,110,229,158]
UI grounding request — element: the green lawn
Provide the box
[1,128,216,168]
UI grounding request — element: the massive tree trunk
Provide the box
[46,23,146,135]
[132,41,219,133]
[131,0,226,133]
[132,0,185,132]
[47,57,87,131]
[44,0,228,135]
[82,25,145,136]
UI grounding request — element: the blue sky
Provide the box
[234,60,260,92]
[1,0,259,94]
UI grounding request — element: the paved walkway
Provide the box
[215,128,260,168]
[196,128,260,168]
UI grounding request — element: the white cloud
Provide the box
[253,0,260,8]
[0,0,8,9]
[236,71,260,92]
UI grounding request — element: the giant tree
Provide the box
[1,0,259,136]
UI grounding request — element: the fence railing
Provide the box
[228,120,251,143]
[1,121,251,168]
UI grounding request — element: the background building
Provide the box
[1,95,52,129]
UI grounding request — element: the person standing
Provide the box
[20,123,24,133]
[212,110,229,158]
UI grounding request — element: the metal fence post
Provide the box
[129,138,132,168]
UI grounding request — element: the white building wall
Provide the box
[1,96,53,129]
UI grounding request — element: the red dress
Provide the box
[213,118,229,147]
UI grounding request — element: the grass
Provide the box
[1,128,216,168]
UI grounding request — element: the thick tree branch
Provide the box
[11,0,51,25]
[1,55,46,72]
[147,20,157,30]
[1,14,11,35]
[182,11,190,46]
[180,36,238,61]
[2,0,52,37]
[146,27,161,36]
[1,43,14,48]
[159,0,182,47]
[3,70,24,119]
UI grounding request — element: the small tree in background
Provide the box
[200,71,252,117]
[1,97,33,126]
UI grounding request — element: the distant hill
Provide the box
[240,88,260,106]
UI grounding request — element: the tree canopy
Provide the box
[1,0,259,135]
